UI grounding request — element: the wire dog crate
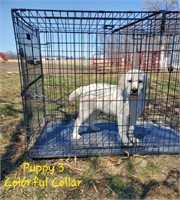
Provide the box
[12,9,179,158]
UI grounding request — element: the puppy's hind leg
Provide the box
[73,106,94,140]
[72,102,84,140]
[73,117,82,140]
[89,111,101,132]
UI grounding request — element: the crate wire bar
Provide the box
[11,9,180,158]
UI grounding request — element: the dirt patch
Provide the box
[0,60,19,73]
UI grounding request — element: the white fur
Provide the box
[69,69,148,144]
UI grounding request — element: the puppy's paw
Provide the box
[129,137,139,144]
[73,133,81,140]
[120,137,133,146]
[90,126,101,132]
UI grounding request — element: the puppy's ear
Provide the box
[118,73,127,99]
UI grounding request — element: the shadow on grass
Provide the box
[106,175,158,199]
[97,171,179,199]
[1,119,27,181]
[81,157,179,199]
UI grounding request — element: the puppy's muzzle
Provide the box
[131,88,138,95]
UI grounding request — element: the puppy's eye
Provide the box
[138,80,143,83]
[128,80,132,83]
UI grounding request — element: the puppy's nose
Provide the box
[131,88,138,94]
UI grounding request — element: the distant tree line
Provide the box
[2,51,17,59]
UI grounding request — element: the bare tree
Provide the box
[142,0,179,11]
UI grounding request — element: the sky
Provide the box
[0,0,144,53]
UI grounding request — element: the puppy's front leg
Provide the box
[89,112,101,132]
[129,116,139,144]
[117,114,129,145]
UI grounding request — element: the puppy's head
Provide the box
[119,69,148,98]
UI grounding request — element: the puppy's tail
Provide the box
[69,86,84,101]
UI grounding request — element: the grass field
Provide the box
[0,61,180,200]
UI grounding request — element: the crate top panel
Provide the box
[12,9,179,35]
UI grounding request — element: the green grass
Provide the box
[148,161,160,174]
[107,175,128,198]
[0,103,19,117]
[149,73,180,98]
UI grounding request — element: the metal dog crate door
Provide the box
[12,9,180,158]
